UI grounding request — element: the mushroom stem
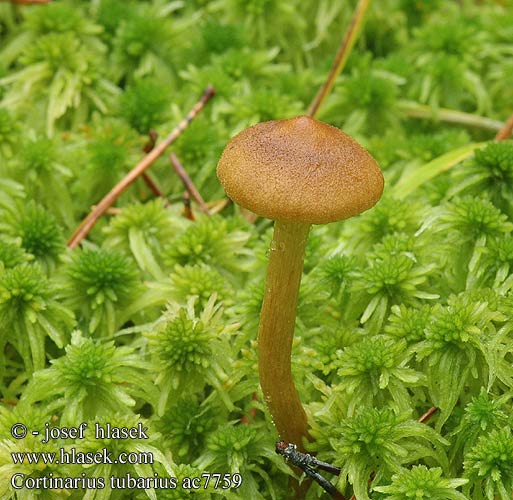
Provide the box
[258,220,311,449]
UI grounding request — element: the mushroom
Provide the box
[217,115,384,449]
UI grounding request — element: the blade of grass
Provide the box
[393,142,486,200]
[393,109,513,199]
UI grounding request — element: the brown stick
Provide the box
[495,111,513,140]
[67,86,215,248]
[143,129,158,154]
[418,405,439,424]
[307,0,372,118]
[141,172,167,200]
[140,131,170,203]
[91,206,122,216]
[169,153,210,215]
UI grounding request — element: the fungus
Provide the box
[217,115,383,449]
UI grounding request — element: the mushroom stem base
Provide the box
[258,220,311,450]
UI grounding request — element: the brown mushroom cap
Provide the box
[217,115,384,224]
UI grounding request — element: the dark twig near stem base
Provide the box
[170,153,210,215]
[67,86,214,249]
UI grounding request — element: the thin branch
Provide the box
[139,132,169,201]
[399,101,503,132]
[143,129,158,154]
[307,0,372,118]
[495,111,513,140]
[169,153,210,215]
[91,206,122,216]
[142,172,168,200]
[67,86,215,248]
[418,406,439,424]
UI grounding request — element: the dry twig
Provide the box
[418,406,439,424]
[67,86,215,248]
[170,153,210,215]
[142,172,168,201]
[140,130,169,201]
[307,0,371,118]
